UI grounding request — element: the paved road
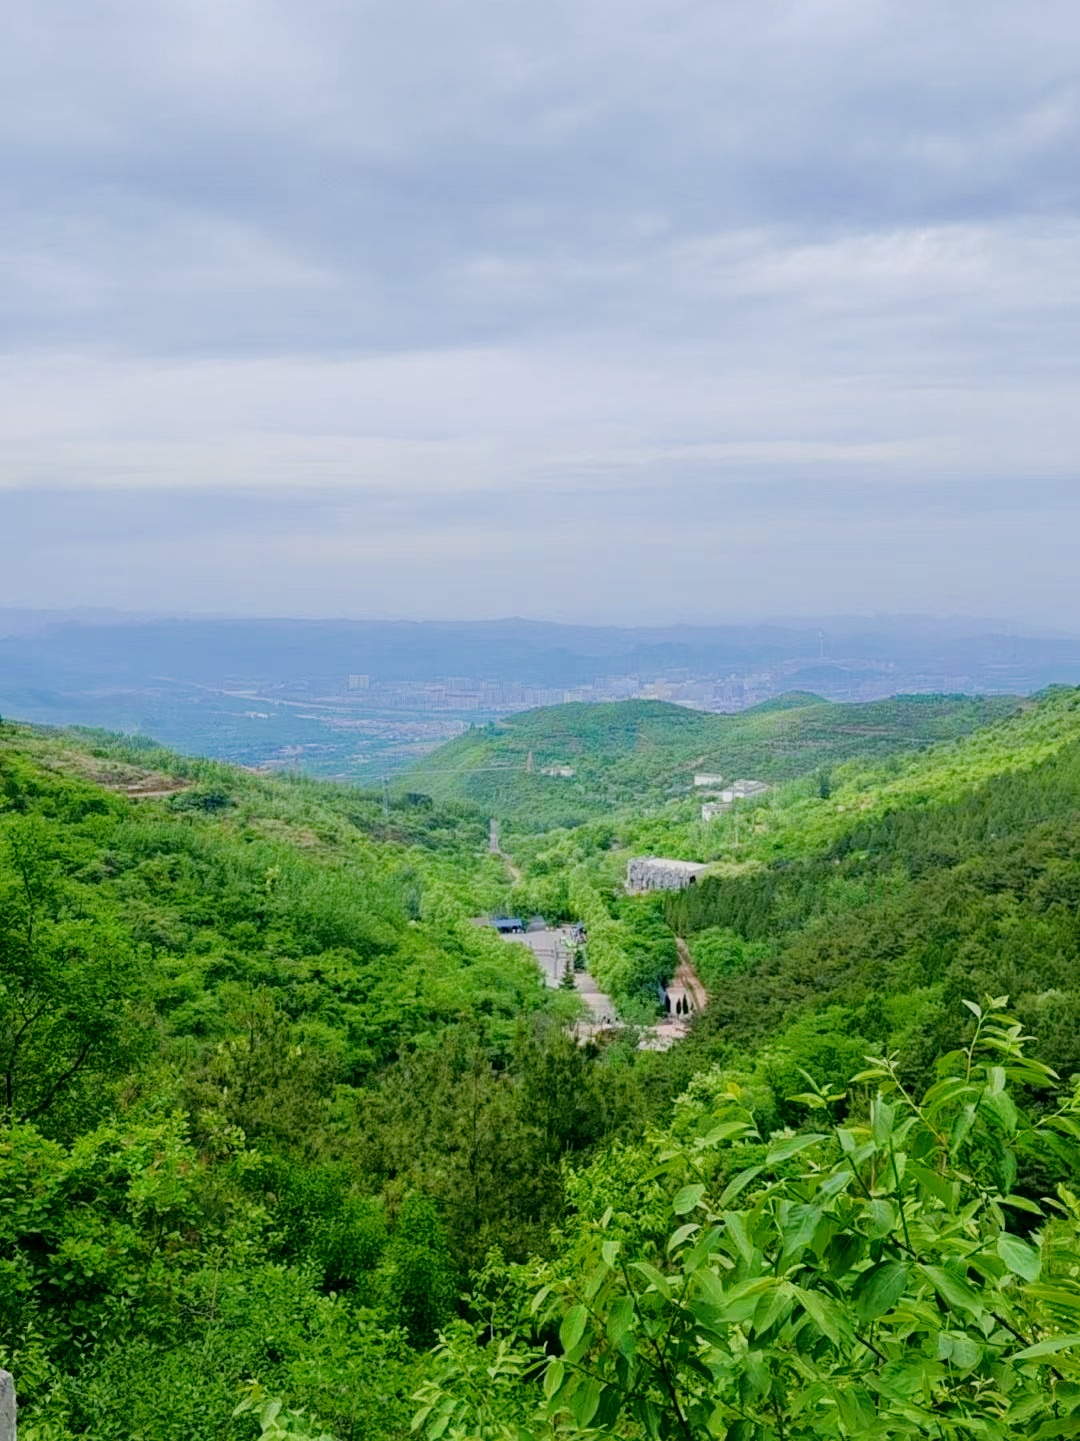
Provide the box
[498,926,708,1047]
[510,926,578,986]
[502,927,618,1025]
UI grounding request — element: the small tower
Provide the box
[526,749,535,774]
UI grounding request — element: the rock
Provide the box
[0,1370,15,1441]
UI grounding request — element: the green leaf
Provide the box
[668,1222,699,1252]
[717,1164,762,1208]
[530,1284,552,1316]
[861,1197,896,1238]
[1002,1193,1045,1216]
[559,1304,588,1353]
[752,1280,795,1337]
[793,1285,847,1345]
[605,1294,635,1348]
[1033,1418,1080,1438]
[789,1091,827,1110]
[631,1261,672,1298]
[601,1239,620,1268]
[997,1232,1041,1283]
[673,1183,706,1214]
[870,1098,896,1147]
[722,1212,756,1265]
[937,1330,981,1374]
[702,1119,755,1146]
[853,1260,910,1322]
[919,1264,984,1318]
[779,1201,822,1257]
[571,1378,602,1427]
[765,1132,825,1165]
[543,1359,565,1400]
[1009,1333,1080,1360]
[1026,1284,1080,1318]
[585,1258,609,1301]
[685,1225,729,1270]
[907,1158,959,1211]
[984,1089,1019,1134]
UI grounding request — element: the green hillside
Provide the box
[10,692,1080,1439]
[426,687,1080,1439]
[653,684,1080,1056]
[503,686,1080,1012]
[401,692,1020,827]
[0,719,644,1439]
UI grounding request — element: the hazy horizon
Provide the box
[2,604,1078,641]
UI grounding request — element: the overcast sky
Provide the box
[1,0,1078,625]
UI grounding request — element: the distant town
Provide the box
[4,613,1077,784]
[340,657,923,718]
[339,648,1024,714]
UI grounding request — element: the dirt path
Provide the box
[674,937,709,1012]
[489,817,523,883]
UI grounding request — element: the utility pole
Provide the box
[381,775,390,822]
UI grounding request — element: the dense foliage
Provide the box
[422,1000,1080,1439]
[0,722,643,1439]
[7,686,1080,1439]
[659,690,1080,1101]
[402,695,1018,828]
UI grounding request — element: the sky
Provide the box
[1,0,1079,626]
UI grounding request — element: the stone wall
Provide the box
[626,857,708,893]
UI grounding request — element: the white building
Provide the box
[731,778,771,798]
[693,772,725,788]
[701,779,771,822]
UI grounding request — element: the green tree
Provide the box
[388,1194,457,1346]
[532,1000,1080,1439]
[419,1000,1080,1440]
[0,815,142,1127]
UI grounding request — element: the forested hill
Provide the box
[657,683,1080,1088]
[400,692,1019,827]
[10,693,1080,1438]
[0,719,634,1438]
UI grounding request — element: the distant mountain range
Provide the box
[0,612,1077,780]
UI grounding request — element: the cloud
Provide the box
[4,476,1080,629]
[0,0,1078,622]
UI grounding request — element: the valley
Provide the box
[5,683,1080,1438]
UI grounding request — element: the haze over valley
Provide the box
[3,610,1079,781]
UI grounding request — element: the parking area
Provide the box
[509,925,580,987]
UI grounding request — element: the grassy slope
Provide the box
[400,692,1020,828]
[620,686,1080,871]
